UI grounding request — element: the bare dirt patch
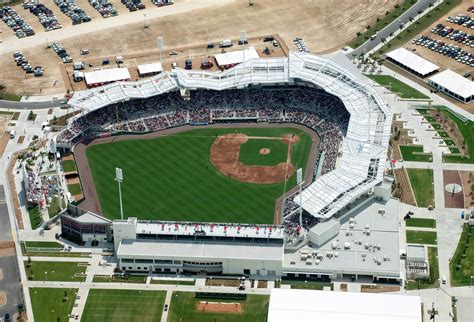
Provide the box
[0,291,6,307]
[197,301,242,314]
[0,0,399,95]
[259,148,270,155]
[210,133,294,184]
[459,171,474,208]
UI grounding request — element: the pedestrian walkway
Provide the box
[160,290,173,322]
[70,287,90,321]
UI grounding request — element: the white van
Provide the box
[10,130,16,139]
[442,275,447,284]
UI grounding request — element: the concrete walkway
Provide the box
[160,290,173,322]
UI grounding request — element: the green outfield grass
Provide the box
[367,75,429,99]
[399,145,432,162]
[86,127,313,223]
[168,292,269,322]
[406,230,437,245]
[406,168,434,208]
[450,224,474,286]
[25,261,87,281]
[30,288,77,322]
[405,218,436,228]
[81,289,165,322]
[62,159,77,172]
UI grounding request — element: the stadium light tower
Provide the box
[157,36,164,65]
[115,167,124,220]
[297,168,303,228]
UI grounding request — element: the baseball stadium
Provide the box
[57,51,397,282]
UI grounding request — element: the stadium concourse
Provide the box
[56,51,395,281]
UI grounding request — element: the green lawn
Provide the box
[281,279,332,290]
[28,206,43,229]
[168,292,269,322]
[450,224,474,286]
[374,0,462,59]
[68,183,82,195]
[0,92,22,101]
[367,75,429,99]
[406,168,434,208]
[239,138,288,166]
[62,159,77,172]
[82,289,165,322]
[406,247,439,290]
[405,218,436,228]
[440,109,474,164]
[47,196,62,217]
[406,230,437,245]
[92,275,146,284]
[150,279,195,285]
[399,145,432,162]
[86,127,313,223]
[30,288,77,322]
[25,261,87,282]
[24,241,62,249]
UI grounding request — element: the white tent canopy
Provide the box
[268,289,422,322]
[429,69,474,101]
[214,47,260,67]
[386,48,439,76]
[84,68,131,86]
[137,62,163,76]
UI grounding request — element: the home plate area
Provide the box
[197,301,242,314]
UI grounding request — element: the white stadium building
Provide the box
[59,51,397,282]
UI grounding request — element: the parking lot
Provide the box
[62,35,288,92]
[402,2,474,75]
[0,0,399,96]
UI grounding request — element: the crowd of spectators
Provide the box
[58,87,348,179]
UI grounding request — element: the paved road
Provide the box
[0,186,23,319]
[0,99,66,110]
[349,0,440,57]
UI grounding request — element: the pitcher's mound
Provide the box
[0,291,7,307]
[259,148,271,155]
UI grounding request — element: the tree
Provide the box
[385,10,390,16]
[0,83,5,99]
[366,25,371,30]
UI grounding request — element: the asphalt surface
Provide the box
[0,99,66,110]
[348,0,440,58]
[0,186,23,319]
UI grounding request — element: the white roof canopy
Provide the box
[67,52,392,222]
[215,47,260,66]
[429,69,474,100]
[386,48,439,76]
[85,68,131,85]
[268,289,422,322]
[137,62,163,75]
